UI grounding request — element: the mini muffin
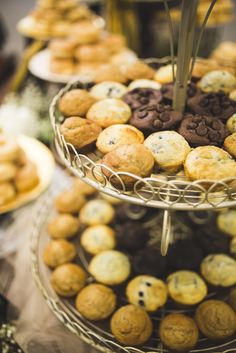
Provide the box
[60,117,102,150]
[0,182,16,206]
[144,131,190,172]
[72,178,96,196]
[80,224,116,255]
[126,275,168,312]
[59,89,96,117]
[14,162,39,192]
[128,79,161,91]
[154,64,176,84]
[200,254,236,287]
[167,270,207,305]
[224,132,236,158]
[102,143,154,189]
[102,33,126,54]
[229,287,236,312]
[79,199,115,225]
[87,98,131,128]
[49,39,76,59]
[75,283,116,320]
[93,64,127,84]
[88,250,130,285]
[226,114,236,133]
[0,135,20,163]
[96,124,144,154]
[71,22,101,45]
[43,239,76,268]
[111,304,152,346]
[55,187,86,213]
[75,44,110,63]
[110,49,137,67]
[90,82,127,100]
[48,214,79,239]
[0,163,17,182]
[217,210,236,237]
[122,60,155,81]
[51,263,87,297]
[195,300,236,340]
[50,57,75,75]
[159,313,199,352]
[199,70,236,93]
[184,146,236,181]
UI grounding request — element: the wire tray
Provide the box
[50,72,236,212]
[30,192,236,353]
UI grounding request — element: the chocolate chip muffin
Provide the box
[195,300,236,340]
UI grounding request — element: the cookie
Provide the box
[75,283,116,320]
[110,304,152,346]
[130,103,183,133]
[59,89,96,117]
[51,263,87,297]
[224,132,236,158]
[47,214,80,239]
[60,117,102,150]
[154,64,176,84]
[167,270,208,305]
[226,114,236,133]
[159,313,199,352]
[79,199,114,226]
[132,246,167,278]
[199,70,236,93]
[126,275,167,312]
[80,224,116,255]
[184,146,236,181]
[88,250,131,285]
[121,60,155,80]
[43,239,76,268]
[122,87,162,111]
[217,210,236,237]
[116,221,149,252]
[201,254,236,287]
[93,64,127,84]
[55,187,86,213]
[87,98,131,128]
[96,124,144,154]
[178,114,227,147]
[128,79,161,91]
[195,300,236,340]
[101,143,154,189]
[90,82,127,100]
[188,92,236,121]
[144,131,190,172]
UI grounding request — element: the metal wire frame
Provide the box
[30,193,236,353]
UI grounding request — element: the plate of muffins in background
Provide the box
[31,177,236,353]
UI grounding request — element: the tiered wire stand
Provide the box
[31,1,236,352]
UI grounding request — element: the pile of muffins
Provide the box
[57,59,236,189]
[49,27,136,77]
[43,180,236,351]
[0,135,39,207]
[17,0,96,39]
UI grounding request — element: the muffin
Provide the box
[128,79,161,91]
[217,210,236,237]
[55,187,86,213]
[79,199,115,226]
[60,116,102,150]
[126,275,168,312]
[101,144,154,189]
[88,250,130,285]
[96,124,144,154]
[14,162,39,192]
[75,283,116,320]
[49,39,76,59]
[195,300,236,340]
[90,82,127,100]
[72,178,96,196]
[0,182,16,206]
[50,57,75,75]
[93,64,127,84]
[71,22,101,45]
[51,263,87,297]
[121,60,155,81]
[47,214,80,239]
[80,224,116,255]
[59,89,96,117]
[111,304,153,346]
[224,132,236,158]
[75,44,110,63]
[87,98,131,128]
[199,70,236,93]
[43,239,76,268]
[200,254,236,287]
[159,313,199,352]
[167,270,208,305]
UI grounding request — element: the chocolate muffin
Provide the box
[132,246,167,278]
[161,81,200,104]
[116,221,149,252]
[122,87,162,111]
